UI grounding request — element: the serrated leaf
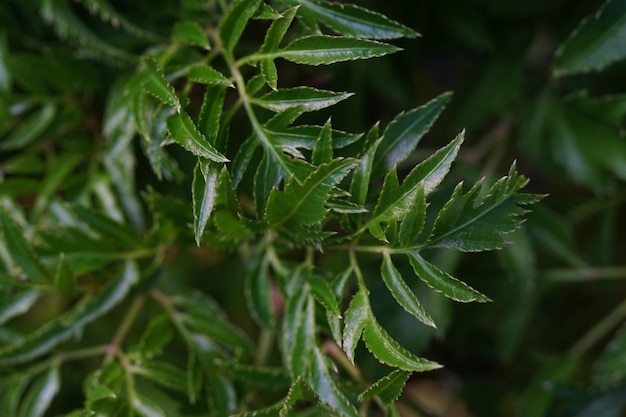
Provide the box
[173,21,209,49]
[17,366,60,417]
[0,261,138,365]
[342,287,369,363]
[192,160,219,244]
[350,122,381,206]
[309,347,359,417]
[219,0,262,54]
[245,249,275,328]
[264,125,361,150]
[381,253,435,327]
[198,85,227,146]
[233,402,283,417]
[0,290,40,325]
[167,112,228,162]
[254,152,285,218]
[373,92,452,176]
[426,163,542,252]
[253,2,282,19]
[407,251,490,303]
[398,185,426,246]
[312,119,333,165]
[308,275,341,318]
[232,134,260,187]
[359,369,412,403]
[288,0,418,39]
[133,362,187,393]
[259,6,299,88]
[266,158,357,226]
[253,87,352,113]
[554,0,626,75]
[213,168,252,242]
[1,212,52,284]
[230,365,291,389]
[186,65,232,86]
[362,316,441,371]
[141,58,180,112]
[281,377,318,417]
[282,283,315,377]
[132,394,166,417]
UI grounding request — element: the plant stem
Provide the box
[104,295,145,364]
[570,297,626,358]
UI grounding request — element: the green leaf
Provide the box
[54,254,78,294]
[192,160,219,244]
[1,212,52,284]
[593,323,626,387]
[308,275,341,318]
[426,163,542,251]
[254,152,285,219]
[141,58,181,112]
[17,366,60,417]
[0,261,139,365]
[287,0,418,39]
[173,21,209,49]
[312,119,334,165]
[266,158,357,226]
[230,365,291,389]
[259,6,299,89]
[134,314,172,360]
[245,249,275,328]
[219,0,262,54]
[76,0,157,40]
[554,0,626,75]
[0,290,40,325]
[1,102,56,150]
[264,125,362,150]
[252,35,399,66]
[309,347,359,417]
[213,168,252,242]
[342,287,369,363]
[362,316,441,372]
[71,205,142,249]
[253,87,353,113]
[359,369,412,403]
[166,112,228,162]
[186,65,232,86]
[184,313,252,351]
[282,283,315,377]
[381,253,435,327]
[1,377,29,417]
[281,377,318,417]
[232,134,260,187]
[407,251,490,303]
[132,394,166,417]
[133,362,187,393]
[373,92,452,176]
[397,185,426,246]
[31,153,82,221]
[198,85,227,145]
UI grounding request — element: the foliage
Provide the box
[0,0,625,416]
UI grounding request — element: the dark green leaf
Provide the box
[173,21,209,49]
[132,362,187,393]
[593,323,626,386]
[308,274,341,318]
[245,249,275,328]
[31,153,81,220]
[232,134,260,187]
[141,58,180,112]
[381,252,435,327]
[0,290,40,325]
[282,284,315,377]
[254,151,285,220]
[54,254,77,294]
[186,65,232,86]
[309,347,359,417]
[219,0,262,54]
[17,366,60,417]
[1,211,52,284]
[342,287,369,363]
[398,185,426,246]
[259,6,299,89]
[71,205,142,249]
[373,92,452,176]
[312,119,333,165]
[132,394,166,417]
[192,160,219,244]
[198,85,227,146]
[554,0,626,75]
[407,251,490,303]
[350,122,381,206]
[253,87,352,113]
[264,125,362,150]
[167,112,229,162]
[1,102,56,150]
[0,377,29,417]
[134,314,172,360]
[77,0,157,40]
[230,364,291,388]
[213,169,252,242]
[359,369,412,403]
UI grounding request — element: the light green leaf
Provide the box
[381,252,435,327]
[173,21,209,49]
[309,347,359,417]
[1,211,52,284]
[192,160,219,244]
[554,0,626,75]
[266,158,357,226]
[253,87,353,113]
[359,369,412,403]
[0,290,40,325]
[17,366,60,417]
[0,261,139,365]
[245,249,275,328]
[342,287,369,363]
[363,316,441,372]
[132,394,166,417]
[259,6,299,89]
[287,0,418,39]
[166,112,228,162]
[198,85,227,145]
[253,2,282,19]
[373,92,452,176]
[219,0,262,54]
[398,185,426,246]
[282,283,315,377]
[186,65,232,86]
[132,362,187,393]
[141,58,180,112]
[312,119,334,165]
[407,251,490,303]
[426,163,542,252]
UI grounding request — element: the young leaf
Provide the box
[192,160,219,244]
[219,0,262,54]
[17,366,60,417]
[252,87,353,113]
[312,119,333,165]
[309,347,360,417]
[172,21,209,49]
[1,211,52,284]
[259,6,299,89]
[252,35,399,66]
[166,112,228,162]
[0,262,139,365]
[141,58,181,112]
[0,290,40,325]
[407,251,490,303]
[373,92,452,176]
[554,0,626,75]
[342,287,369,363]
[362,316,441,372]
[283,0,418,39]
[359,369,412,403]
[426,163,542,252]
[381,252,435,327]
[265,158,357,226]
